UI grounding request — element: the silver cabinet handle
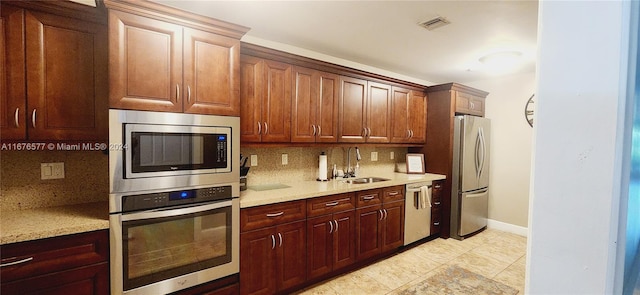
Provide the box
[317,125,321,136]
[312,125,317,136]
[31,109,36,128]
[14,108,19,127]
[407,129,411,139]
[363,195,375,200]
[266,211,284,217]
[379,210,384,221]
[384,209,388,220]
[387,192,399,196]
[325,201,339,207]
[329,220,334,233]
[434,184,442,189]
[433,222,440,226]
[1,257,33,268]
[264,122,268,134]
[271,234,276,249]
[367,127,372,137]
[187,85,191,103]
[410,130,414,138]
[257,122,262,135]
[434,201,441,205]
[278,232,282,247]
[334,220,338,232]
[176,84,180,101]
[362,127,367,137]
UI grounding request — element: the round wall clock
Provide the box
[524,94,535,127]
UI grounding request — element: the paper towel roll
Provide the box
[318,152,328,181]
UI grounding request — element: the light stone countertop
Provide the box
[240,172,446,208]
[1,201,109,245]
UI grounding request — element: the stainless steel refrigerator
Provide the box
[450,115,490,240]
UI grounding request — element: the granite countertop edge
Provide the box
[1,201,109,245]
[240,172,446,208]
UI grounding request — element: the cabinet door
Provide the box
[276,220,306,291]
[2,262,109,295]
[240,55,263,142]
[261,60,291,142]
[25,10,108,141]
[390,87,410,143]
[291,66,318,143]
[408,90,427,143]
[306,215,333,280]
[316,72,339,143]
[332,210,357,270]
[366,81,391,143]
[0,5,26,140]
[455,91,485,117]
[183,28,240,116]
[338,76,367,142]
[108,10,182,112]
[381,201,404,252]
[240,227,276,295]
[356,205,382,260]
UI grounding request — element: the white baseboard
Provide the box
[487,219,528,237]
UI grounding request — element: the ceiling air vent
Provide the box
[418,17,450,31]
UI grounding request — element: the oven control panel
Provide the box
[121,186,232,212]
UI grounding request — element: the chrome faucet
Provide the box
[345,147,361,178]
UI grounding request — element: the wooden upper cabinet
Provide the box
[1,2,108,141]
[338,76,367,142]
[108,10,183,112]
[183,28,240,115]
[291,66,339,143]
[338,77,391,143]
[261,60,292,142]
[391,87,426,143]
[105,0,248,115]
[1,5,26,140]
[240,55,263,142]
[455,91,485,116]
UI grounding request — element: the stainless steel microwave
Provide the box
[109,110,239,193]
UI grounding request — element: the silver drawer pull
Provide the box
[266,211,284,217]
[433,222,440,226]
[434,184,442,189]
[1,257,33,268]
[387,192,399,196]
[363,195,375,200]
[434,202,441,205]
[325,201,339,207]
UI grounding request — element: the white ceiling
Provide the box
[158,1,539,85]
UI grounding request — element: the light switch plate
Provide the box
[250,155,258,166]
[41,162,64,180]
[281,154,288,165]
[390,151,395,160]
[371,152,378,161]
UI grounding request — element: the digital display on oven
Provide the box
[169,190,195,201]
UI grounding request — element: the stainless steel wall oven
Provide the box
[108,110,240,294]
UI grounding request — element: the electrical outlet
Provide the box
[390,151,395,160]
[282,154,288,165]
[371,152,378,161]
[250,155,258,166]
[41,162,64,180]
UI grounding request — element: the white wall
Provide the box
[468,72,536,230]
[527,1,631,294]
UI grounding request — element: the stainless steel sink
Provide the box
[342,177,390,184]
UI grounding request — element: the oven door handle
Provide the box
[121,200,233,221]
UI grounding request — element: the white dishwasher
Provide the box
[404,182,433,245]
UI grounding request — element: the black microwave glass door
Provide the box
[130,132,228,173]
[122,205,232,291]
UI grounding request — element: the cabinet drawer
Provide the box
[240,200,306,232]
[356,189,381,207]
[307,193,355,218]
[0,229,108,283]
[382,186,404,202]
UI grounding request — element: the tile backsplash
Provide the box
[240,146,408,186]
[1,151,108,211]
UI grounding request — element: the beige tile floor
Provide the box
[296,229,527,295]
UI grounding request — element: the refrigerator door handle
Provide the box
[475,129,482,180]
[480,127,486,179]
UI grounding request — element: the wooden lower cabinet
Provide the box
[0,230,109,295]
[306,210,356,280]
[356,187,405,260]
[356,204,383,260]
[381,200,404,252]
[240,220,306,295]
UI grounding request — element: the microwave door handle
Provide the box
[121,200,232,222]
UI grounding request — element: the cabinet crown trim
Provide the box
[426,82,489,97]
[103,0,250,39]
